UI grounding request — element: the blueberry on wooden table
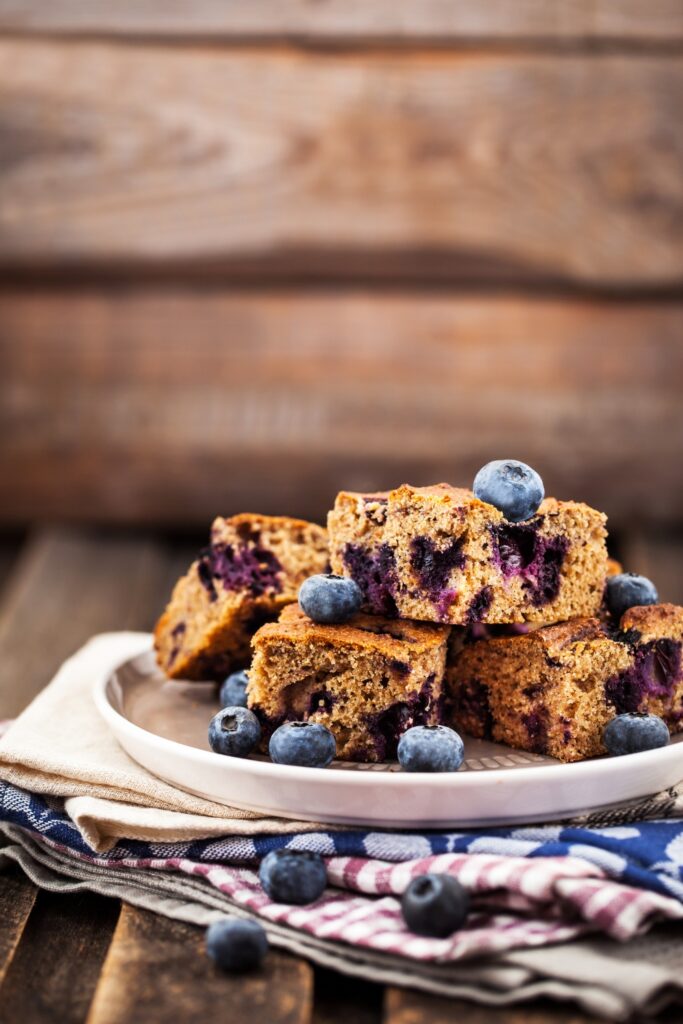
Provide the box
[603,713,670,756]
[259,849,327,905]
[397,725,464,773]
[473,460,544,522]
[401,874,470,937]
[606,573,659,622]
[298,573,362,623]
[269,721,336,767]
[206,918,268,972]
[208,706,261,757]
[219,669,250,708]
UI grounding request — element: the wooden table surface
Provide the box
[1,527,681,1024]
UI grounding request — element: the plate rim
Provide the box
[93,638,683,793]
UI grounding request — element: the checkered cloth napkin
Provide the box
[1,778,682,964]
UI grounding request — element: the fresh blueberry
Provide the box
[473,460,544,523]
[269,721,336,768]
[401,874,470,937]
[206,918,268,972]
[259,849,327,905]
[397,725,464,773]
[603,713,670,756]
[606,573,659,622]
[219,669,249,708]
[208,706,260,757]
[298,573,362,624]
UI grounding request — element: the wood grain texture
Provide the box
[0,889,119,1024]
[0,0,681,44]
[0,868,37,990]
[1,290,681,528]
[313,966,382,1024]
[86,904,313,1024]
[0,528,195,717]
[384,988,601,1024]
[0,43,681,286]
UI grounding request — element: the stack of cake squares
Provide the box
[155,480,683,764]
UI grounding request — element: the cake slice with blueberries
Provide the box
[247,597,451,763]
[154,513,328,681]
[447,570,681,763]
[328,461,608,627]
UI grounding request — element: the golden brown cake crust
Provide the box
[447,603,683,763]
[328,483,608,627]
[248,604,451,762]
[154,513,328,681]
[255,602,449,655]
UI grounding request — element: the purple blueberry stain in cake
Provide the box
[605,638,682,714]
[492,521,538,577]
[197,552,218,601]
[529,537,569,607]
[491,521,568,608]
[456,678,493,740]
[466,586,493,625]
[435,589,459,622]
[167,621,186,666]
[365,674,438,761]
[198,542,283,600]
[410,537,466,610]
[559,715,572,744]
[343,542,398,617]
[521,708,549,754]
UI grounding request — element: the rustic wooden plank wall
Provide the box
[0,4,681,531]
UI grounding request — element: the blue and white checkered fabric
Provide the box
[1,779,682,902]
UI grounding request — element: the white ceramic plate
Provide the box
[94,634,683,829]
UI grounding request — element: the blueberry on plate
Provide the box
[605,573,659,622]
[269,721,336,768]
[219,669,250,709]
[401,874,470,937]
[472,460,544,523]
[603,713,670,756]
[259,849,327,905]
[208,706,261,757]
[397,725,464,773]
[206,918,268,972]
[298,573,362,624]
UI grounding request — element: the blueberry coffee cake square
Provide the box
[447,603,683,762]
[247,603,451,762]
[154,514,328,681]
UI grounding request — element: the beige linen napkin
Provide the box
[0,632,325,851]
